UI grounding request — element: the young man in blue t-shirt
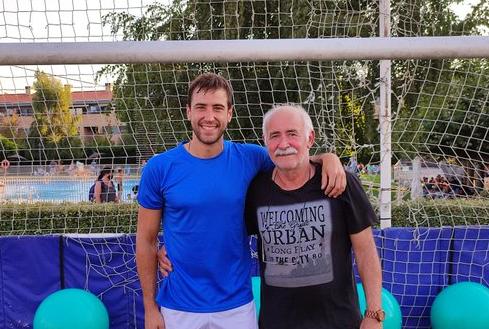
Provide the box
[136,73,346,329]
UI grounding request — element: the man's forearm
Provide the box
[136,207,165,328]
[357,249,382,310]
[136,238,159,309]
[352,229,382,311]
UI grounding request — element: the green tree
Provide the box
[28,71,82,161]
[99,0,378,154]
[413,60,489,160]
[388,1,489,190]
[0,134,18,154]
[31,71,79,143]
[390,1,489,157]
[0,113,22,159]
[99,1,193,155]
[99,0,487,166]
[0,112,21,139]
[334,92,378,163]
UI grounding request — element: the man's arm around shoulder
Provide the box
[136,206,165,329]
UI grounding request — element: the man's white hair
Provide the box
[262,104,314,143]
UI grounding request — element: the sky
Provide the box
[450,0,481,18]
[0,0,483,93]
[0,0,156,93]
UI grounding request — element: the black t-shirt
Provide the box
[245,164,377,329]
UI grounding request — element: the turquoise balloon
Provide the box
[251,276,261,315]
[34,288,109,329]
[356,283,402,329]
[431,282,489,329]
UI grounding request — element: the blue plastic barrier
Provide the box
[0,227,488,329]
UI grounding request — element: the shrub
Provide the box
[0,199,488,236]
[0,202,138,235]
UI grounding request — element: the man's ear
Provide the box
[227,106,233,123]
[307,130,315,148]
[186,105,191,120]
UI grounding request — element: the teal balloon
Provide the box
[356,283,402,329]
[251,276,261,315]
[431,282,489,329]
[34,288,109,329]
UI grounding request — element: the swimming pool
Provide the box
[0,177,140,203]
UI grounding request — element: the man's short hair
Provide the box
[188,73,233,108]
[262,104,314,142]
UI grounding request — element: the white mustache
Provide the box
[274,147,298,156]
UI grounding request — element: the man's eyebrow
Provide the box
[193,102,226,107]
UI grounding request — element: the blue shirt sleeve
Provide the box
[249,144,274,173]
[137,156,165,209]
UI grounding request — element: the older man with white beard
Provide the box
[245,104,383,329]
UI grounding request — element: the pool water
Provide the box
[0,178,140,203]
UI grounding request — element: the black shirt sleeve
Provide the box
[340,172,378,234]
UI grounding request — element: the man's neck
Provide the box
[273,163,314,191]
[186,138,224,159]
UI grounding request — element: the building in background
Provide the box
[0,83,124,144]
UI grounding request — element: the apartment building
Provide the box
[0,83,124,144]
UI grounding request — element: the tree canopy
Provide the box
[99,0,488,165]
[28,71,82,161]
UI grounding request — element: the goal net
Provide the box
[0,1,488,328]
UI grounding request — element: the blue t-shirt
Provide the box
[138,141,273,312]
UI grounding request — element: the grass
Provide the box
[359,173,410,202]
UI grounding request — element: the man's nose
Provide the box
[202,108,215,120]
[277,136,290,148]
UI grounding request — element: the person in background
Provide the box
[115,168,124,201]
[90,159,98,174]
[93,167,118,203]
[128,184,139,201]
[347,156,360,175]
[140,159,147,176]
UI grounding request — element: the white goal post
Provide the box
[0,36,488,65]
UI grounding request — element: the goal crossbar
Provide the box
[1,36,488,65]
